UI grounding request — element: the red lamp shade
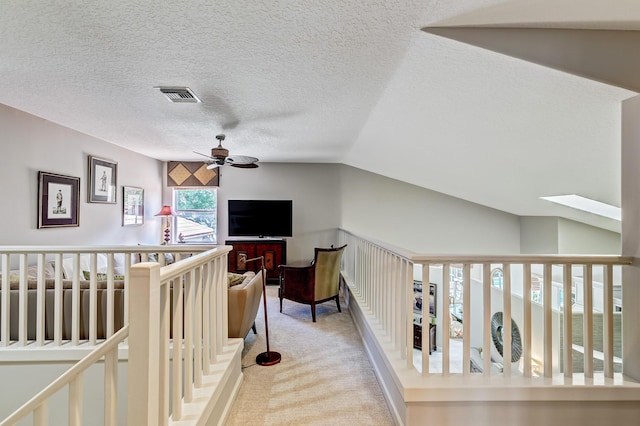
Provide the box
[155,205,176,217]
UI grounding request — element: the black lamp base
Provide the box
[256,351,281,366]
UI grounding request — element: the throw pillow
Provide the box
[82,271,125,281]
[227,273,246,287]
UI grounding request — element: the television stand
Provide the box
[225,238,286,283]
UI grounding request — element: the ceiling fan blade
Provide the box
[206,163,221,170]
[229,162,259,169]
[193,151,215,160]
[227,155,259,165]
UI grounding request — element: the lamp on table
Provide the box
[154,205,176,245]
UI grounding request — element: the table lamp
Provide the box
[154,205,176,244]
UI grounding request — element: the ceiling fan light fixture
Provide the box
[210,133,229,162]
[211,145,229,161]
[193,133,259,169]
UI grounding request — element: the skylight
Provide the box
[540,195,621,221]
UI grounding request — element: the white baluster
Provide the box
[563,264,573,379]
[482,263,491,376]
[71,253,80,344]
[104,348,118,426]
[463,263,471,377]
[543,263,552,378]
[583,264,594,378]
[19,254,27,345]
[89,253,97,345]
[503,263,512,377]
[69,375,83,426]
[603,264,614,378]
[36,253,45,345]
[1,253,10,346]
[172,278,184,421]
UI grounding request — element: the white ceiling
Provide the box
[1,1,638,233]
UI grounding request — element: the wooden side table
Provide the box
[413,322,436,354]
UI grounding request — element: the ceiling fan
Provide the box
[194,134,259,169]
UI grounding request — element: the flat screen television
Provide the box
[228,199,293,237]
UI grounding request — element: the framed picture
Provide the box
[88,156,117,203]
[38,171,80,228]
[123,186,144,226]
[413,280,423,313]
[428,283,437,317]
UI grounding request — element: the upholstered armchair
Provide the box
[278,244,347,322]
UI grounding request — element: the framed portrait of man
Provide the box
[38,171,80,228]
[88,155,117,203]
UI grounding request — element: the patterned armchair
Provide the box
[278,244,346,322]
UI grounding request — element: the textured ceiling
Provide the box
[1,0,639,233]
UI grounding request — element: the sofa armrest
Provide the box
[228,270,264,338]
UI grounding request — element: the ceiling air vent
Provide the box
[157,86,201,103]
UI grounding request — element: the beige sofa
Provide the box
[228,270,264,338]
[0,278,126,340]
[1,262,264,341]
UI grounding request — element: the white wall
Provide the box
[213,163,342,263]
[621,94,640,381]
[0,104,162,245]
[520,216,620,254]
[520,217,559,254]
[339,165,521,254]
[558,218,620,254]
[0,361,129,424]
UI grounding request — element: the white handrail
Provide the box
[0,325,129,426]
[127,246,232,425]
[0,245,215,353]
[338,228,632,381]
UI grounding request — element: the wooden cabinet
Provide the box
[413,323,436,354]
[226,239,286,283]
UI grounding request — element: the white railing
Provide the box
[0,245,213,353]
[0,326,129,426]
[337,229,633,382]
[1,245,236,425]
[128,246,234,425]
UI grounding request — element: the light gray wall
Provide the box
[520,216,621,254]
[558,218,620,254]
[339,166,521,254]
[520,217,559,254]
[0,103,162,245]
[0,361,129,424]
[621,94,640,381]
[213,163,342,263]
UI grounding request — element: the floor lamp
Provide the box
[242,255,281,366]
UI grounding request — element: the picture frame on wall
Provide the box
[38,171,80,228]
[88,155,117,203]
[123,186,144,226]
[428,283,437,317]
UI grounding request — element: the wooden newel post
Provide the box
[127,263,161,426]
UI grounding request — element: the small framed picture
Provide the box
[123,186,144,226]
[429,283,437,317]
[88,156,117,203]
[38,171,80,228]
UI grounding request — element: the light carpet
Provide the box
[226,286,394,425]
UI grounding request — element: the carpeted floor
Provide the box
[225,286,394,425]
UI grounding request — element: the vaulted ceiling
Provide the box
[2,1,638,233]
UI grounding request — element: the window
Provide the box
[491,268,503,289]
[172,188,217,244]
